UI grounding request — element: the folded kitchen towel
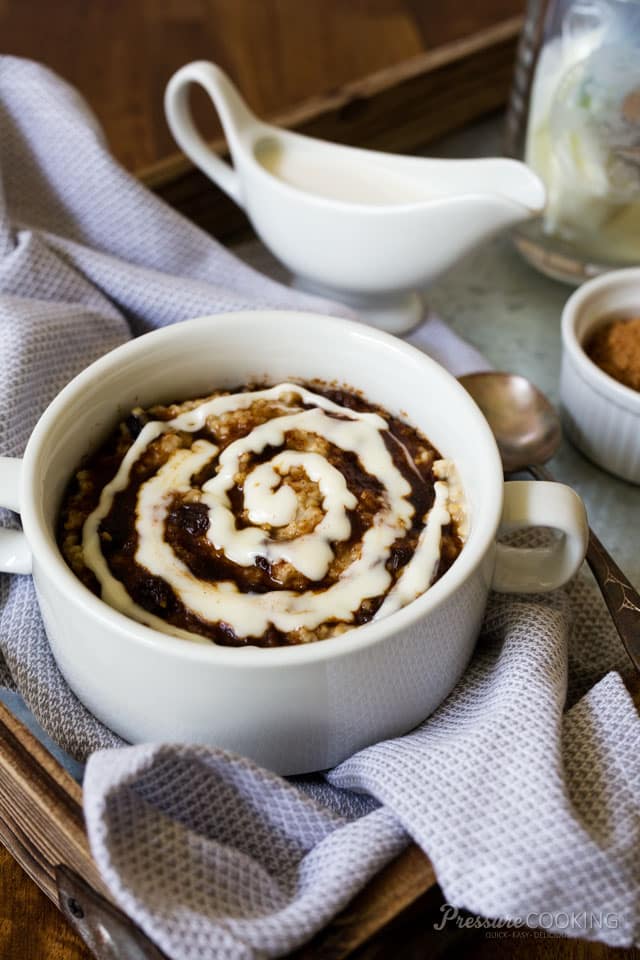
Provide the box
[0,56,638,958]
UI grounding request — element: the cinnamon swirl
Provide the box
[59,382,466,646]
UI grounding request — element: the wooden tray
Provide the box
[0,19,523,959]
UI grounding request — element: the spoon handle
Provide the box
[529,464,640,675]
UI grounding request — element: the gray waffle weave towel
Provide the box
[0,56,638,958]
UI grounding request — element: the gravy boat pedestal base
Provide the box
[291,277,424,334]
[165,61,546,335]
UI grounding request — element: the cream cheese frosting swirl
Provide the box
[74,382,464,646]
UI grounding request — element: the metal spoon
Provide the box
[459,371,640,675]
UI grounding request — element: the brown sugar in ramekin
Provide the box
[585,316,640,393]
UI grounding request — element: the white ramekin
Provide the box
[560,268,640,485]
[0,311,587,773]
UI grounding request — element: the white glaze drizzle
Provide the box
[81,383,463,641]
[374,480,450,619]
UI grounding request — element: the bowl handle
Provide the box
[493,481,588,593]
[0,458,32,575]
[164,61,254,207]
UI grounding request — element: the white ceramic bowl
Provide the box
[0,311,588,773]
[561,268,640,485]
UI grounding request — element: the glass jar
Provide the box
[505,0,640,283]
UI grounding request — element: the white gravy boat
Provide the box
[165,61,545,333]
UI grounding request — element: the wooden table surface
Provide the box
[2,0,523,172]
[1,2,639,958]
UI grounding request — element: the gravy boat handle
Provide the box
[0,457,32,575]
[165,61,252,207]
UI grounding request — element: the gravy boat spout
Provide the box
[166,62,546,333]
